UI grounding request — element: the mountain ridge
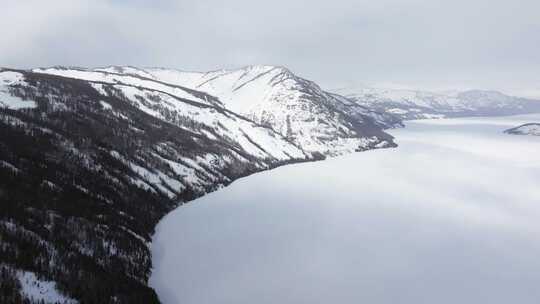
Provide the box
[34,65,400,155]
[335,86,540,120]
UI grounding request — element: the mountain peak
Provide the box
[233,64,291,74]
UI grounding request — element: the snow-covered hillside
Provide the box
[86,65,400,155]
[335,87,540,120]
[505,123,540,136]
[0,66,398,303]
[33,66,400,155]
[15,68,313,194]
[0,71,37,109]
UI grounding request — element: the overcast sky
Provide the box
[2,0,540,96]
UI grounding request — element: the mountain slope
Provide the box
[335,87,540,120]
[0,67,397,303]
[33,67,310,163]
[129,66,401,154]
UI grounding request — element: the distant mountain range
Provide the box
[334,86,540,120]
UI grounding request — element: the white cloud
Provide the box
[1,0,539,92]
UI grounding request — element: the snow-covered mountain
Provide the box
[34,66,400,155]
[0,66,398,303]
[505,123,540,136]
[335,87,540,120]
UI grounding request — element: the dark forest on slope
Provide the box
[0,72,319,303]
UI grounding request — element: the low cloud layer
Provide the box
[2,0,540,94]
[151,114,540,304]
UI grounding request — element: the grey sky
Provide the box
[2,0,540,96]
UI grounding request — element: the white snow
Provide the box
[151,114,540,304]
[94,66,157,79]
[33,68,214,107]
[0,71,37,109]
[99,100,113,110]
[32,66,393,157]
[0,160,20,173]
[99,83,306,161]
[387,108,409,114]
[129,162,178,198]
[145,66,388,155]
[17,270,78,304]
[148,66,291,114]
[0,92,36,109]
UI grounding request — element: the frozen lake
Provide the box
[150,114,540,304]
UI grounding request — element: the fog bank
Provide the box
[151,114,540,304]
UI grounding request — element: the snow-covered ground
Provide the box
[150,114,540,304]
[0,71,37,109]
[17,270,78,304]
